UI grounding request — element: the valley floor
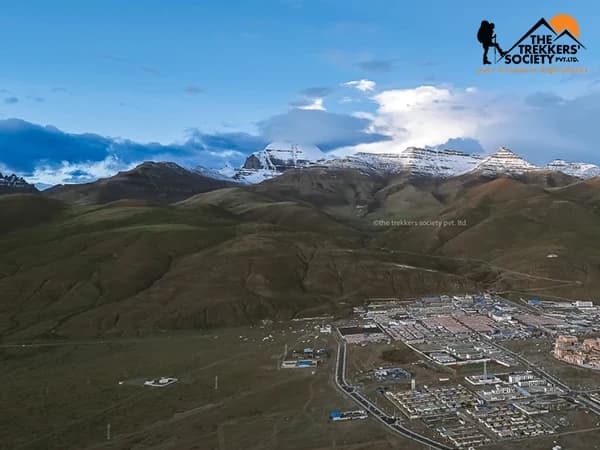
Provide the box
[1,323,421,450]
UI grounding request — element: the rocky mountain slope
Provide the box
[0,172,37,194]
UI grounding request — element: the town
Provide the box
[326,293,600,449]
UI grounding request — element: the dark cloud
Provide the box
[434,138,485,154]
[257,109,391,151]
[0,118,260,180]
[4,97,18,104]
[0,107,392,185]
[184,85,205,95]
[185,129,267,154]
[299,86,332,98]
[355,59,397,73]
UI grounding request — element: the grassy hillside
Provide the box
[2,168,600,340]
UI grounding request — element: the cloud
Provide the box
[0,119,257,185]
[291,97,325,111]
[336,83,600,166]
[257,109,390,151]
[433,137,486,154]
[355,59,397,73]
[184,85,205,95]
[291,86,333,111]
[28,156,132,186]
[4,97,18,104]
[342,79,376,92]
[184,129,267,155]
[357,85,494,151]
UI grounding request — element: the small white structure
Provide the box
[320,324,332,334]
[144,377,178,387]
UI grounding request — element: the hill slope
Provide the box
[3,168,600,339]
[44,162,235,205]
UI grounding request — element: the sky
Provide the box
[0,0,599,185]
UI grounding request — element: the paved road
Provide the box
[333,338,453,450]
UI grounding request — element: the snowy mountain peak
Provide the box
[263,141,325,163]
[229,142,600,184]
[328,147,482,178]
[234,141,326,183]
[472,147,538,175]
[546,159,600,179]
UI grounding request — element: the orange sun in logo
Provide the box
[549,13,580,38]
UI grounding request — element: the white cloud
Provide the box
[207,149,245,158]
[339,85,500,154]
[27,156,135,186]
[342,79,376,92]
[332,82,600,165]
[297,97,325,111]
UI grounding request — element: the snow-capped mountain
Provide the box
[231,142,600,184]
[0,172,37,193]
[193,165,241,183]
[234,141,326,183]
[546,160,600,179]
[329,147,482,177]
[472,147,538,176]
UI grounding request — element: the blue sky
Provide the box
[0,0,599,184]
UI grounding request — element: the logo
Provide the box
[476,14,587,73]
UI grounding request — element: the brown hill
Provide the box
[3,168,600,340]
[44,161,235,205]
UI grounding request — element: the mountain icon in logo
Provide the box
[553,29,586,48]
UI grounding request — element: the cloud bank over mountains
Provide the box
[1,79,600,185]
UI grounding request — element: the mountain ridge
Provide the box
[232,143,600,184]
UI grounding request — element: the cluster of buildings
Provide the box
[356,295,540,347]
[466,405,554,439]
[436,418,491,448]
[553,335,600,369]
[386,385,478,420]
[477,373,561,402]
[281,346,328,369]
[338,294,599,447]
[526,299,600,335]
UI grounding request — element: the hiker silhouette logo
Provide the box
[477,14,585,66]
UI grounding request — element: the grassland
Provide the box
[1,323,429,450]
